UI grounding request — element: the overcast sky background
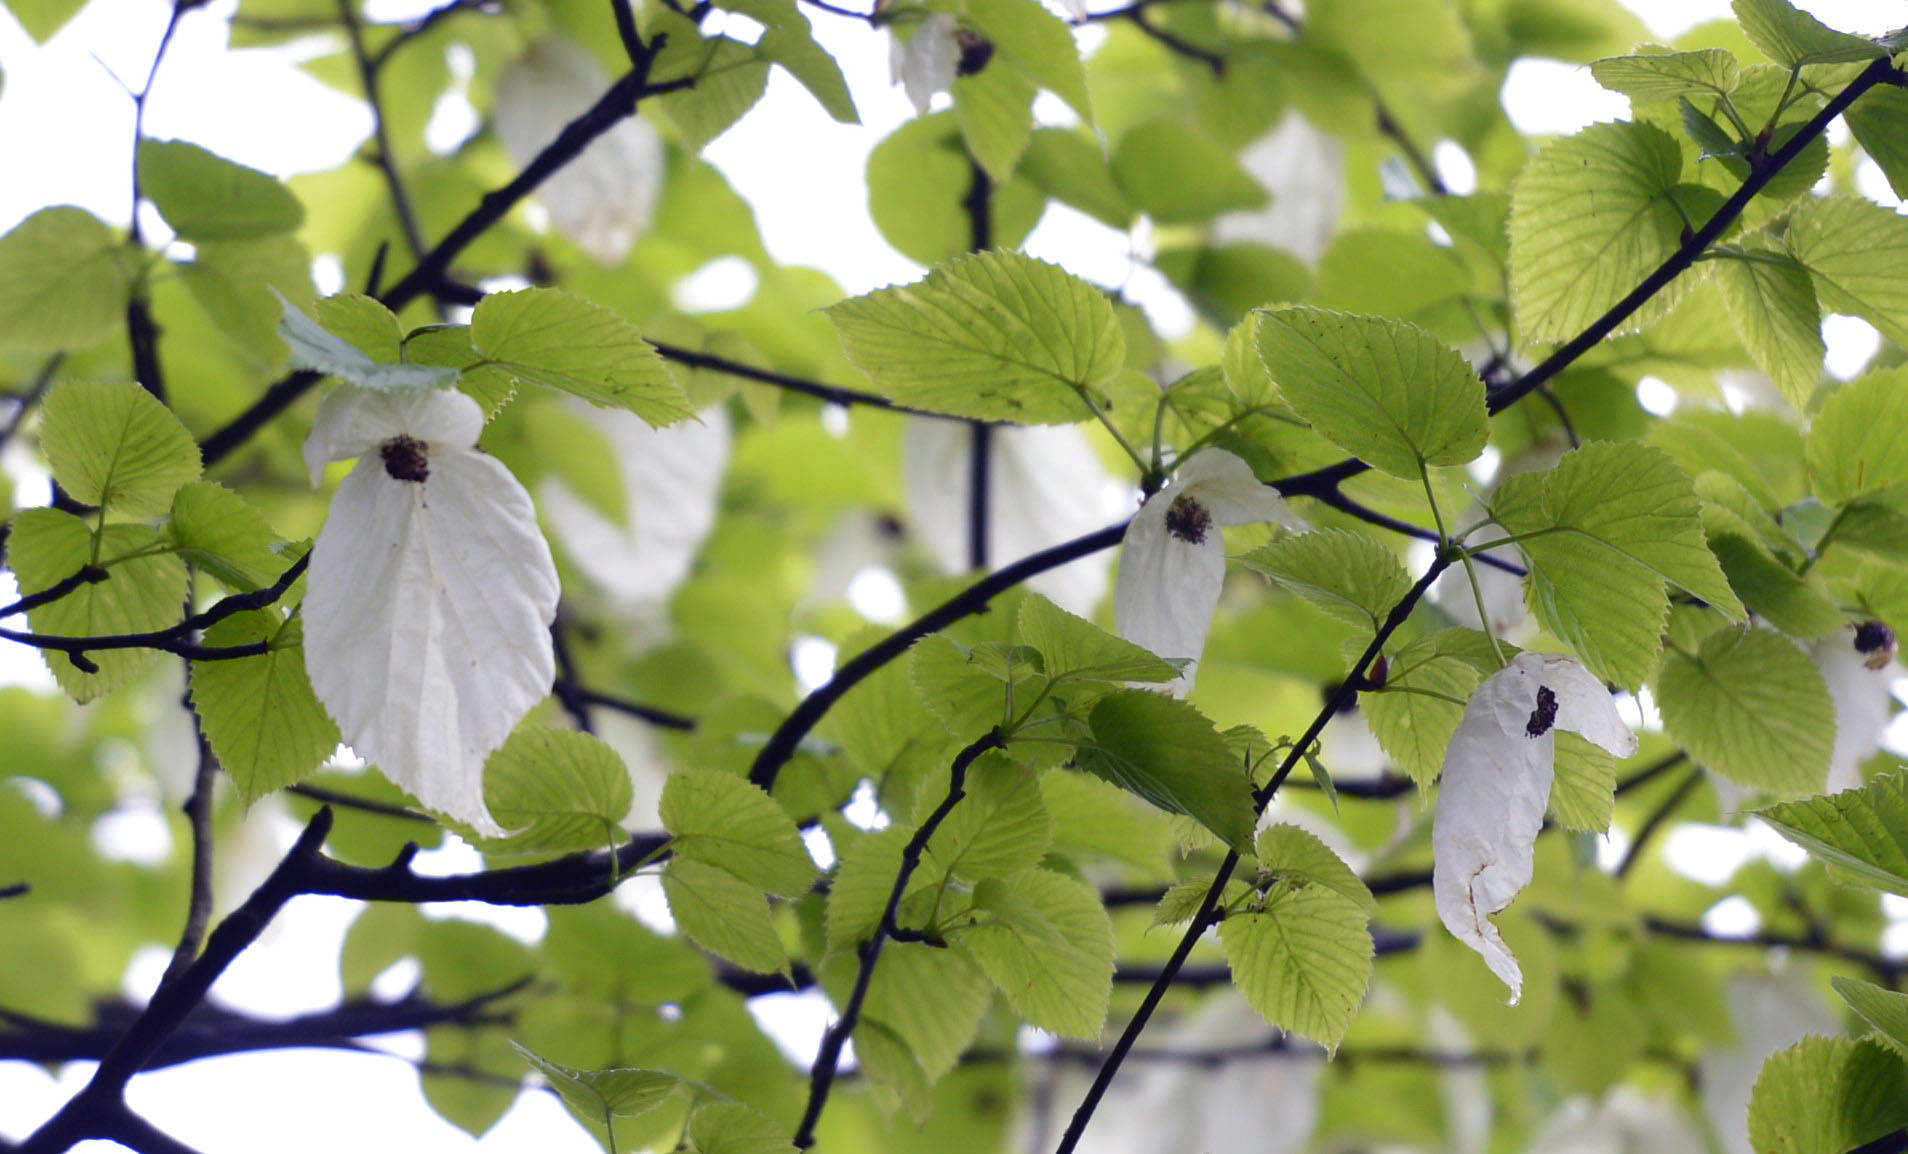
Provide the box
[2,0,1908,1150]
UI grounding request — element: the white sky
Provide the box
[3,0,1908,1150]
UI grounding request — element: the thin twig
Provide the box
[1309,489,1526,576]
[1615,765,1703,879]
[156,720,219,992]
[794,730,1006,1146]
[550,681,697,731]
[339,0,429,262]
[285,781,436,823]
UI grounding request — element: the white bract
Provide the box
[1813,624,1897,792]
[1214,110,1347,265]
[1432,651,1635,1002]
[276,291,455,390]
[303,385,561,835]
[1114,449,1303,696]
[905,419,1116,614]
[494,36,665,264]
[890,12,960,115]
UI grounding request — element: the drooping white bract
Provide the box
[1114,449,1304,696]
[890,12,960,115]
[1432,651,1636,1002]
[1813,624,1897,793]
[303,385,561,835]
[905,419,1116,614]
[276,290,456,391]
[494,37,665,264]
[1214,110,1346,265]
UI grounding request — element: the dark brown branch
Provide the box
[0,564,109,620]
[369,0,499,70]
[648,340,955,416]
[551,680,697,731]
[794,729,1005,1146]
[1308,489,1526,576]
[156,721,219,992]
[747,522,1129,791]
[1615,765,1703,878]
[339,0,428,262]
[284,782,437,823]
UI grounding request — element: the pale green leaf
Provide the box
[511,1041,681,1119]
[1755,769,1908,895]
[1110,120,1267,225]
[315,293,404,361]
[826,250,1123,423]
[1255,307,1487,479]
[190,612,338,804]
[10,510,188,701]
[1590,48,1740,103]
[1786,195,1908,349]
[923,751,1051,880]
[651,25,770,152]
[1017,593,1180,684]
[166,482,288,593]
[1362,629,1491,784]
[687,1102,799,1154]
[661,767,818,897]
[138,139,303,241]
[1255,823,1374,910]
[1550,731,1618,833]
[717,0,856,123]
[1075,690,1258,855]
[481,728,633,854]
[826,825,915,951]
[1509,120,1694,343]
[1219,879,1373,1053]
[1492,441,1744,689]
[1657,627,1832,795]
[854,941,993,1082]
[1021,128,1131,229]
[955,869,1113,1039]
[1244,529,1413,633]
[1844,85,1908,201]
[962,0,1092,123]
[1807,368,1908,506]
[661,857,789,974]
[0,207,129,354]
[1747,1036,1908,1154]
[38,381,200,516]
[1714,246,1823,409]
[470,288,694,424]
[1732,0,1884,66]
[1708,531,1844,639]
[866,113,1044,266]
[953,63,1035,184]
[1834,976,1908,1058]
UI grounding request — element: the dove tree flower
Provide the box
[1433,651,1636,1002]
[302,384,561,835]
[1114,449,1304,695]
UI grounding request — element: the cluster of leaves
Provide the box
[6,0,1908,1152]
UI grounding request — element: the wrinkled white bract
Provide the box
[1115,449,1304,696]
[542,403,731,611]
[890,13,960,115]
[303,386,561,835]
[1813,627,1895,793]
[495,37,665,264]
[1432,651,1635,1002]
[275,291,456,391]
[905,419,1115,614]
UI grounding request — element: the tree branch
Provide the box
[339,0,428,263]
[794,729,1005,1146]
[550,680,698,731]
[156,720,219,992]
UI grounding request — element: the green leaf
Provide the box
[1550,731,1619,833]
[1075,690,1258,855]
[167,483,288,593]
[910,634,1014,738]
[825,250,1123,423]
[953,63,1035,184]
[1807,368,1908,506]
[866,113,1044,266]
[1747,1036,1908,1154]
[1491,441,1744,689]
[923,751,1051,880]
[10,510,188,701]
[1656,627,1832,795]
[1017,594,1180,684]
[661,857,789,974]
[469,288,695,425]
[1834,977,1908,1058]
[1362,629,1490,784]
[716,0,856,123]
[0,207,129,354]
[316,293,404,361]
[1732,0,1884,67]
[687,1102,799,1154]
[651,24,770,152]
[962,0,1092,123]
[1312,227,1473,321]
[660,768,818,897]
[138,139,304,241]
[1755,770,1908,895]
[1708,531,1844,639]
[1714,246,1823,409]
[1844,85,1908,201]
[480,728,633,854]
[1110,120,1267,225]
[825,825,914,950]
[1590,48,1741,103]
[1244,529,1413,634]
[511,1041,681,1119]
[1021,128,1131,229]
[190,612,338,803]
[1509,120,1696,344]
[1255,307,1487,479]
[5,0,85,41]
[852,941,994,1082]
[38,381,201,516]
[955,869,1113,1039]
[1255,823,1374,911]
[1786,195,1908,350]
[1218,878,1373,1053]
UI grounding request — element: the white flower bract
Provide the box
[1432,651,1636,1003]
[1114,449,1304,696]
[890,13,961,115]
[302,385,561,835]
